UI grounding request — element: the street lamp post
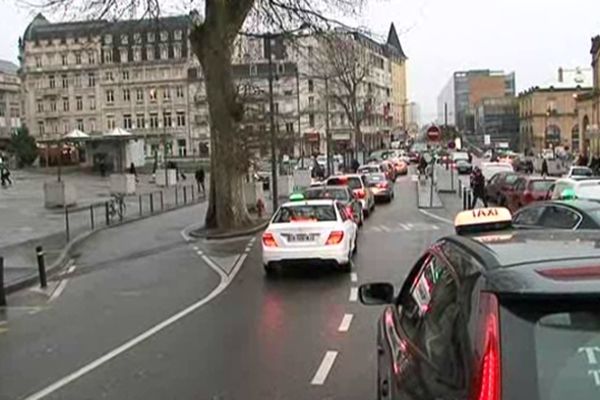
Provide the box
[266,33,279,211]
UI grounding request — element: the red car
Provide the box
[485,171,519,206]
[506,176,556,212]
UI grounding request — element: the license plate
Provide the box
[287,233,318,242]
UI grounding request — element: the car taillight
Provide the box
[472,293,501,400]
[262,232,278,247]
[325,230,344,245]
[354,189,366,199]
[377,182,388,189]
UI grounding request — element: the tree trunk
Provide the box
[191,2,254,230]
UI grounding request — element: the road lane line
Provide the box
[431,224,439,230]
[405,223,414,229]
[338,314,353,332]
[418,208,453,224]
[398,223,409,230]
[49,264,76,303]
[24,226,242,400]
[311,351,338,385]
[350,272,358,282]
[380,225,391,232]
[192,246,199,251]
[196,250,203,255]
[349,287,358,302]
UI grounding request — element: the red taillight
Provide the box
[473,293,501,400]
[325,230,344,245]
[376,182,389,189]
[523,191,533,203]
[262,232,278,247]
[354,189,366,199]
[536,265,600,280]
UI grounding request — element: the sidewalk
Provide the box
[1,168,207,292]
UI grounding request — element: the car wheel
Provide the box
[352,234,358,255]
[264,264,277,277]
[363,208,369,219]
[339,259,352,272]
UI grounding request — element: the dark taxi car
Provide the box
[304,185,364,226]
[513,199,600,230]
[360,207,600,400]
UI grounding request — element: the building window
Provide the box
[147,32,155,42]
[149,88,157,101]
[176,111,186,127]
[308,79,314,93]
[63,97,69,111]
[163,111,172,128]
[160,31,168,42]
[36,100,43,112]
[136,88,144,102]
[76,96,83,111]
[277,64,284,74]
[75,52,81,64]
[174,30,183,40]
[147,46,154,61]
[89,119,96,132]
[88,51,95,64]
[159,44,168,60]
[35,56,42,68]
[77,119,84,131]
[38,121,44,136]
[133,33,141,44]
[176,86,184,98]
[308,46,314,58]
[286,122,294,133]
[103,49,113,63]
[62,74,68,88]
[309,113,315,127]
[123,89,130,101]
[104,34,112,44]
[173,44,182,59]
[106,89,114,103]
[136,113,145,129]
[250,65,257,76]
[105,71,114,82]
[61,53,68,66]
[178,139,187,157]
[89,96,96,110]
[49,75,55,89]
[123,114,132,129]
[149,112,158,128]
[163,87,171,101]
[50,100,57,112]
[308,96,314,107]
[134,48,141,62]
[88,73,95,87]
[120,34,128,45]
[107,115,115,130]
[74,74,81,88]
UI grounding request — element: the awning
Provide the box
[63,129,89,140]
[104,127,132,137]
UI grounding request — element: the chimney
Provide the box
[558,67,564,83]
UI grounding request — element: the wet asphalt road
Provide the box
[0,174,453,400]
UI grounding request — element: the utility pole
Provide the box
[267,34,279,211]
[296,66,303,168]
[325,76,332,176]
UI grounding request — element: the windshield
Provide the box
[571,168,593,177]
[451,152,469,161]
[272,204,337,223]
[482,165,514,180]
[501,299,600,400]
[358,166,380,174]
[304,188,350,201]
[366,174,387,185]
[328,176,362,190]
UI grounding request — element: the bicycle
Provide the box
[108,194,127,222]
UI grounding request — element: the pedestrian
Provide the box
[129,162,136,176]
[541,158,549,177]
[99,160,106,177]
[1,165,12,187]
[418,155,428,178]
[468,152,473,164]
[470,167,488,209]
[351,158,360,173]
[195,167,205,194]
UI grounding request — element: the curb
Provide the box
[4,200,206,295]
[191,219,269,240]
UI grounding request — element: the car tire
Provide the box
[363,208,370,219]
[339,259,352,273]
[264,264,277,277]
[352,235,358,255]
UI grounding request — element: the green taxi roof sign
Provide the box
[289,193,305,201]
[561,188,576,200]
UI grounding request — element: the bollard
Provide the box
[139,195,143,216]
[36,246,47,288]
[450,166,455,192]
[183,186,187,204]
[105,201,110,226]
[119,198,124,223]
[175,187,179,205]
[160,191,164,210]
[462,187,468,210]
[150,193,154,213]
[64,206,70,242]
[0,256,6,306]
[90,204,95,230]
[458,179,462,198]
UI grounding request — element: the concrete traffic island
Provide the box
[43,180,77,208]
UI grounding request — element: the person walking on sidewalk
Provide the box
[195,167,205,195]
[1,164,12,187]
[541,158,549,177]
[470,167,488,209]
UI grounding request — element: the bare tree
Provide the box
[21,0,365,230]
[313,32,371,159]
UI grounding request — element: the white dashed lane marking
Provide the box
[338,314,353,332]
[350,272,358,283]
[349,287,358,302]
[311,351,338,385]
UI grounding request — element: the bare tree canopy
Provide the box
[20,0,366,230]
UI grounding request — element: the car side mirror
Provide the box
[359,283,395,305]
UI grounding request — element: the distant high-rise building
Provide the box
[0,60,21,149]
[437,70,515,133]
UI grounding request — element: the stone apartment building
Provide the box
[19,14,209,159]
[576,38,600,156]
[0,60,22,150]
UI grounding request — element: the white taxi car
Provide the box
[262,196,358,275]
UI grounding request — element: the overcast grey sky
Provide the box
[1,0,599,123]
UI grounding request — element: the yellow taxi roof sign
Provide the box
[454,207,512,235]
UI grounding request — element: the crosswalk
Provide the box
[365,222,439,233]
